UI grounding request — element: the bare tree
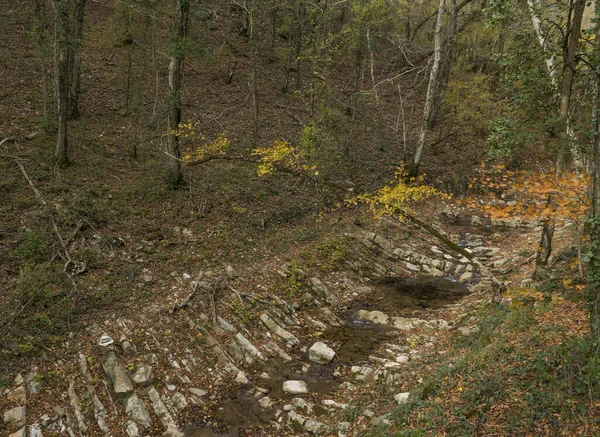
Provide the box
[69,0,87,120]
[166,0,191,186]
[411,0,446,177]
[54,0,70,166]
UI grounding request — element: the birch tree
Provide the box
[410,0,446,177]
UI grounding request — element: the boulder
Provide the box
[308,342,335,365]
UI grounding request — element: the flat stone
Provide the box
[188,388,207,397]
[29,423,43,437]
[125,393,153,428]
[8,428,25,437]
[308,342,335,364]
[259,314,299,346]
[132,364,154,387]
[291,397,312,412]
[357,310,389,325]
[395,354,410,363]
[7,385,26,403]
[3,406,26,429]
[282,380,308,394]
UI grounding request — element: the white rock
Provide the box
[396,354,410,363]
[258,397,273,408]
[235,372,249,384]
[394,392,410,404]
[308,342,335,364]
[132,364,154,386]
[3,406,26,429]
[282,380,308,394]
[357,310,389,325]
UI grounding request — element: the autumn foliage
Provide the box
[465,163,589,223]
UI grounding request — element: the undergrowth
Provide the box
[361,295,600,437]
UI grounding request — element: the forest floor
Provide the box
[1,1,599,436]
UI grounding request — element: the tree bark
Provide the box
[556,0,585,173]
[166,0,191,186]
[411,0,445,176]
[588,8,600,335]
[54,0,70,166]
[34,0,53,131]
[69,0,86,120]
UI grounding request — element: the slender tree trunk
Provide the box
[556,0,585,173]
[411,0,445,176]
[588,7,600,335]
[248,0,259,147]
[54,0,70,166]
[166,0,190,186]
[68,0,86,120]
[295,1,305,90]
[151,13,160,127]
[34,0,53,131]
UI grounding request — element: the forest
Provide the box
[1,0,600,436]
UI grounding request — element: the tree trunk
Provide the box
[34,0,53,131]
[526,0,557,87]
[556,0,585,173]
[249,0,259,147]
[54,0,70,167]
[166,0,191,186]
[68,0,86,120]
[411,0,445,177]
[588,12,600,336]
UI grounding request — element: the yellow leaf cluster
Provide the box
[354,167,450,215]
[181,130,230,164]
[251,140,317,176]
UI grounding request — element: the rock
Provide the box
[308,342,335,364]
[188,388,207,397]
[99,347,134,396]
[235,333,264,361]
[7,385,26,403]
[323,399,348,409]
[217,316,235,332]
[338,421,351,436]
[357,310,389,325]
[98,334,114,347]
[288,410,306,426]
[13,375,23,386]
[372,413,391,426]
[392,317,414,330]
[8,428,25,437]
[141,268,154,283]
[458,326,479,336]
[29,423,43,437]
[226,265,237,279]
[291,398,312,413]
[125,420,140,437]
[430,267,445,277]
[309,277,339,305]
[171,392,188,410]
[394,392,410,404]
[396,354,410,363]
[132,364,154,386]
[259,313,299,346]
[182,273,192,280]
[304,419,323,433]
[3,406,26,429]
[458,271,473,283]
[258,397,273,408]
[235,371,249,385]
[282,380,308,394]
[125,393,153,428]
[405,262,420,272]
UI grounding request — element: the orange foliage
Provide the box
[464,163,589,222]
